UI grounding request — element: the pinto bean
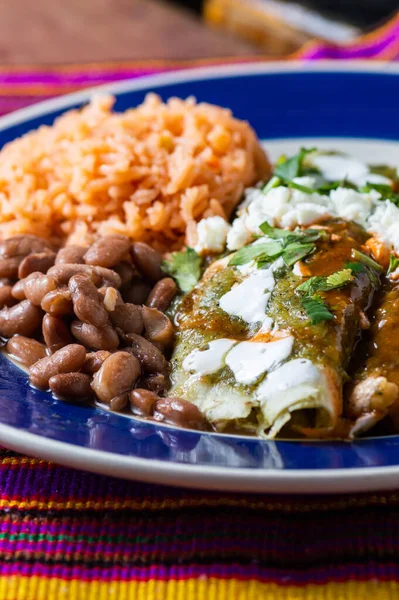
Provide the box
[122,332,169,375]
[130,389,159,417]
[110,304,143,334]
[0,285,16,307]
[84,235,131,268]
[69,274,109,327]
[0,257,22,279]
[11,279,26,301]
[154,397,207,430]
[114,262,137,290]
[49,373,93,400]
[55,245,87,265]
[83,350,111,375]
[91,352,141,404]
[42,314,73,353]
[24,273,57,306]
[29,344,86,389]
[142,306,174,348]
[131,242,163,282]
[136,373,169,395]
[18,251,56,279]
[71,321,119,351]
[41,287,73,316]
[123,281,151,305]
[0,301,42,338]
[98,287,123,312]
[48,264,121,288]
[146,278,177,312]
[6,335,47,367]
[109,393,129,411]
[0,235,51,259]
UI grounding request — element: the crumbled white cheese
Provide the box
[330,187,380,228]
[225,336,294,385]
[367,200,399,254]
[226,218,252,251]
[194,216,230,254]
[309,154,392,188]
[219,258,284,325]
[228,186,331,248]
[182,338,236,376]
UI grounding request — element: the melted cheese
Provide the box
[225,336,294,384]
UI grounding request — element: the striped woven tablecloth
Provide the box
[0,14,399,600]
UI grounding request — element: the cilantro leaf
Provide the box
[262,176,281,195]
[387,254,399,276]
[259,221,296,242]
[228,241,283,267]
[274,147,316,181]
[325,268,353,289]
[287,181,315,194]
[259,222,327,246]
[297,276,325,295]
[301,295,333,325]
[351,250,384,273]
[274,154,301,181]
[282,242,315,266]
[161,247,202,293]
[297,269,353,295]
[345,261,367,274]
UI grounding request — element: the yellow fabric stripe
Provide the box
[0,576,397,600]
[0,494,398,513]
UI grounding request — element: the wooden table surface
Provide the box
[0,0,261,64]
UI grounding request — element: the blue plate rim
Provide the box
[0,61,398,493]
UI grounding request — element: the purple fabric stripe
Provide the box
[1,461,399,511]
[0,561,398,581]
[301,16,399,60]
[0,69,169,85]
[0,510,396,563]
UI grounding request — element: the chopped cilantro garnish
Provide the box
[351,249,384,273]
[287,181,315,194]
[228,241,283,267]
[297,276,325,295]
[262,175,281,195]
[282,242,315,266]
[297,268,353,295]
[345,261,367,274]
[301,295,334,325]
[161,247,202,293]
[387,254,399,276]
[297,268,354,325]
[325,268,354,289]
[259,222,327,246]
[274,147,316,181]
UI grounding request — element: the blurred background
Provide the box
[1,0,397,63]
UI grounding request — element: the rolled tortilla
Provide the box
[170,220,380,438]
[347,282,399,435]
